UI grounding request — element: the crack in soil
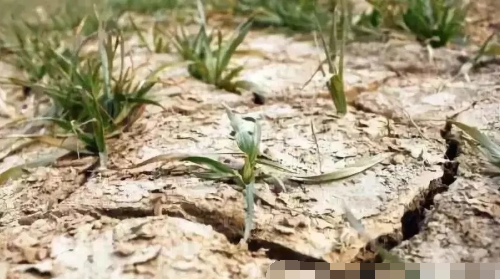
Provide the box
[248,239,326,262]
[354,122,461,262]
[92,200,328,262]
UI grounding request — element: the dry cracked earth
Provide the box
[1,6,500,279]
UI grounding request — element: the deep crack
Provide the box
[356,122,461,262]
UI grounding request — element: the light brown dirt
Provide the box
[1,2,500,277]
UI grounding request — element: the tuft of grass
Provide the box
[6,21,165,168]
[1,21,65,85]
[401,0,468,48]
[109,0,182,14]
[355,0,468,48]
[232,0,329,32]
[170,2,255,94]
[0,0,115,36]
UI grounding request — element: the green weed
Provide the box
[355,0,468,48]
[109,0,182,14]
[170,2,254,93]
[308,0,348,115]
[6,23,165,168]
[232,0,329,32]
[402,0,468,48]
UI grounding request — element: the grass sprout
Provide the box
[116,103,261,241]
[170,3,255,94]
[311,0,348,115]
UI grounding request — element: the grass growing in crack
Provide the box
[355,0,468,48]
[4,22,165,169]
[170,2,256,94]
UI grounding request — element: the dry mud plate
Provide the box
[1,5,500,279]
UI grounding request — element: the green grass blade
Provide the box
[330,74,347,115]
[218,18,253,74]
[129,15,152,52]
[181,156,237,175]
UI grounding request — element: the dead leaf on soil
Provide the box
[289,153,392,183]
[0,138,36,161]
[36,136,93,154]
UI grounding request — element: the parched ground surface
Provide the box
[1,6,500,278]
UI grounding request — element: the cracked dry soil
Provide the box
[1,14,500,279]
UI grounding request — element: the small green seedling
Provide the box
[113,103,261,241]
[306,0,348,115]
[223,103,261,241]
